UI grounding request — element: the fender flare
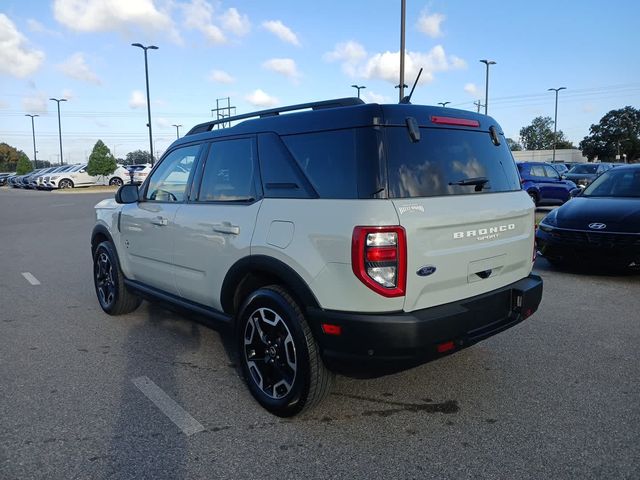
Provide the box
[221,255,320,315]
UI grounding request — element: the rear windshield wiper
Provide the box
[449,177,490,191]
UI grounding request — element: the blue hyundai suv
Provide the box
[517,162,577,206]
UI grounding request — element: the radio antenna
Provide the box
[400,67,423,104]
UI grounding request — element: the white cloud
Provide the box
[183,0,226,44]
[156,117,171,128]
[245,89,278,108]
[362,91,389,104]
[22,92,48,113]
[58,52,101,85]
[323,41,367,76]
[262,58,300,82]
[208,69,235,84]
[363,46,465,85]
[53,0,181,43]
[0,14,45,78]
[62,88,75,100]
[262,20,300,46]
[129,90,146,109]
[27,19,61,37]
[221,7,250,36]
[417,11,445,38]
[464,83,479,96]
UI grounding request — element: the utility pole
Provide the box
[25,114,39,168]
[473,100,484,113]
[211,97,236,129]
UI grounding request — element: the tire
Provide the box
[237,285,333,417]
[528,191,539,206]
[93,241,142,315]
[109,177,123,186]
[59,178,74,189]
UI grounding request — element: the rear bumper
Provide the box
[308,274,543,375]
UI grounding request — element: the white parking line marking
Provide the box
[21,272,41,285]
[132,376,205,436]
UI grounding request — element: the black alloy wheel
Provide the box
[59,179,73,189]
[109,177,124,186]
[237,285,333,417]
[93,241,142,315]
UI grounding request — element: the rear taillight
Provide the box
[352,226,406,297]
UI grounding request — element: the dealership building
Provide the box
[512,149,588,164]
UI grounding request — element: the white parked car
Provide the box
[47,164,98,189]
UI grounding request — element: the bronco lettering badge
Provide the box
[453,223,516,241]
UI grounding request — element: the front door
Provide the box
[119,144,201,295]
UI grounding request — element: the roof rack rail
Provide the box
[186,97,365,135]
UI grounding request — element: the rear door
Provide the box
[384,125,535,312]
[172,137,261,310]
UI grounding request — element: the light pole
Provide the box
[132,43,159,165]
[438,101,451,108]
[49,98,67,165]
[172,124,182,139]
[351,85,366,99]
[473,100,484,113]
[479,59,496,115]
[548,87,567,163]
[25,114,39,168]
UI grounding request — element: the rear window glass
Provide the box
[385,127,521,198]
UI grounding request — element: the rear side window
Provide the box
[281,128,381,199]
[385,127,521,198]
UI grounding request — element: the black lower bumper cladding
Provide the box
[309,274,543,374]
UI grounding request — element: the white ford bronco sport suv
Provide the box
[92,98,543,417]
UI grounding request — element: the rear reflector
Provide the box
[437,340,455,353]
[321,323,342,336]
[431,116,480,127]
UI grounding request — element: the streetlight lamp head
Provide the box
[149,45,159,50]
[132,43,144,48]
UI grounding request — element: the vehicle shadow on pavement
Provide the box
[106,303,203,479]
[535,256,640,277]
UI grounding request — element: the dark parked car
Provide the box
[0,173,11,186]
[536,165,640,269]
[563,162,615,188]
[550,163,569,176]
[517,162,577,206]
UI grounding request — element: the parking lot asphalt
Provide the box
[1,187,639,480]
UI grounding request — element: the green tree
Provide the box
[124,150,153,165]
[579,106,640,162]
[519,116,572,150]
[87,140,117,176]
[0,143,30,172]
[16,154,33,175]
[506,137,522,151]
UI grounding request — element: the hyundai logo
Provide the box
[588,223,607,230]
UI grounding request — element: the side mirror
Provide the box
[115,184,140,204]
[569,187,582,198]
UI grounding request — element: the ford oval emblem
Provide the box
[588,223,606,230]
[417,265,437,277]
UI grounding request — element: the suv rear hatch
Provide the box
[381,109,535,312]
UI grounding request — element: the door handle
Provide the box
[151,216,168,226]
[212,222,240,235]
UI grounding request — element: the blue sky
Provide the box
[1,0,639,164]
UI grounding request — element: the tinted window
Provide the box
[569,164,597,174]
[281,128,381,199]
[198,138,256,202]
[145,145,199,202]
[258,133,314,199]
[386,127,521,198]
[583,168,640,198]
